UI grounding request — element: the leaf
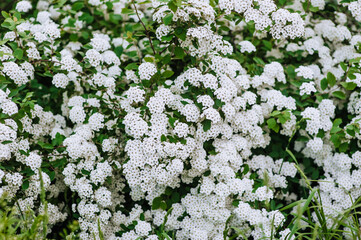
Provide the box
[320,78,328,90]
[163,13,173,25]
[48,171,55,181]
[202,119,212,132]
[1,11,10,19]
[332,91,346,100]
[171,192,180,202]
[162,233,172,240]
[270,110,281,117]
[340,62,348,71]
[168,1,178,12]
[327,72,336,87]
[163,54,171,64]
[346,125,355,137]
[253,57,265,65]
[125,63,138,70]
[81,169,90,175]
[333,118,342,127]
[174,46,185,59]
[13,48,23,60]
[262,40,272,50]
[162,70,174,78]
[279,199,306,212]
[161,135,167,142]
[278,115,287,124]
[121,8,133,14]
[38,141,53,150]
[175,27,186,41]
[72,2,84,11]
[168,117,176,128]
[242,164,249,175]
[278,0,286,6]
[339,142,349,152]
[160,201,167,210]
[267,118,277,129]
[109,13,122,23]
[288,188,317,239]
[114,46,123,57]
[144,57,154,62]
[341,82,357,90]
[330,134,341,148]
[152,197,162,210]
[309,6,319,12]
[79,13,94,24]
[81,31,89,39]
[22,180,29,190]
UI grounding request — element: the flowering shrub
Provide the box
[1,0,361,239]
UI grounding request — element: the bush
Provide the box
[1,0,361,239]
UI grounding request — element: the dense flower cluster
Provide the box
[1,0,361,239]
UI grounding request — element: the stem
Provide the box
[132,0,156,55]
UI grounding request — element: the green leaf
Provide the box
[253,57,265,65]
[38,141,53,150]
[320,78,328,90]
[1,11,10,19]
[346,125,355,137]
[262,40,272,50]
[81,169,90,175]
[114,46,123,57]
[278,115,287,124]
[144,57,154,62]
[174,46,185,59]
[340,62,348,71]
[22,180,29,190]
[125,63,138,70]
[169,117,176,128]
[242,164,249,175]
[175,27,186,41]
[270,110,281,117]
[13,48,23,60]
[339,142,349,152]
[161,35,173,42]
[72,2,84,11]
[309,6,319,12]
[168,1,178,12]
[267,118,277,129]
[160,201,167,210]
[109,13,122,23]
[330,134,341,147]
[161,135,167,142]
[79,13,94,24]
[332,91,346,100]
[171,192,180,203]
[162,70,174,78]
[81,31,89,39]
[327,72,336,87]
[341,82,357,90]
[152,197,162,210]
[278,0,286,6]
[163,13,173,25]
[202,119,212,132]
[121,8,133,14]
[48,171,55,181]
[162,54,171,64]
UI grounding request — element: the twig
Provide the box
[132,0,156,55]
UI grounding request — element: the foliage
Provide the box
[1,0,361,239]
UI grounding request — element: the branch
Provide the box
[132,0,156,55]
